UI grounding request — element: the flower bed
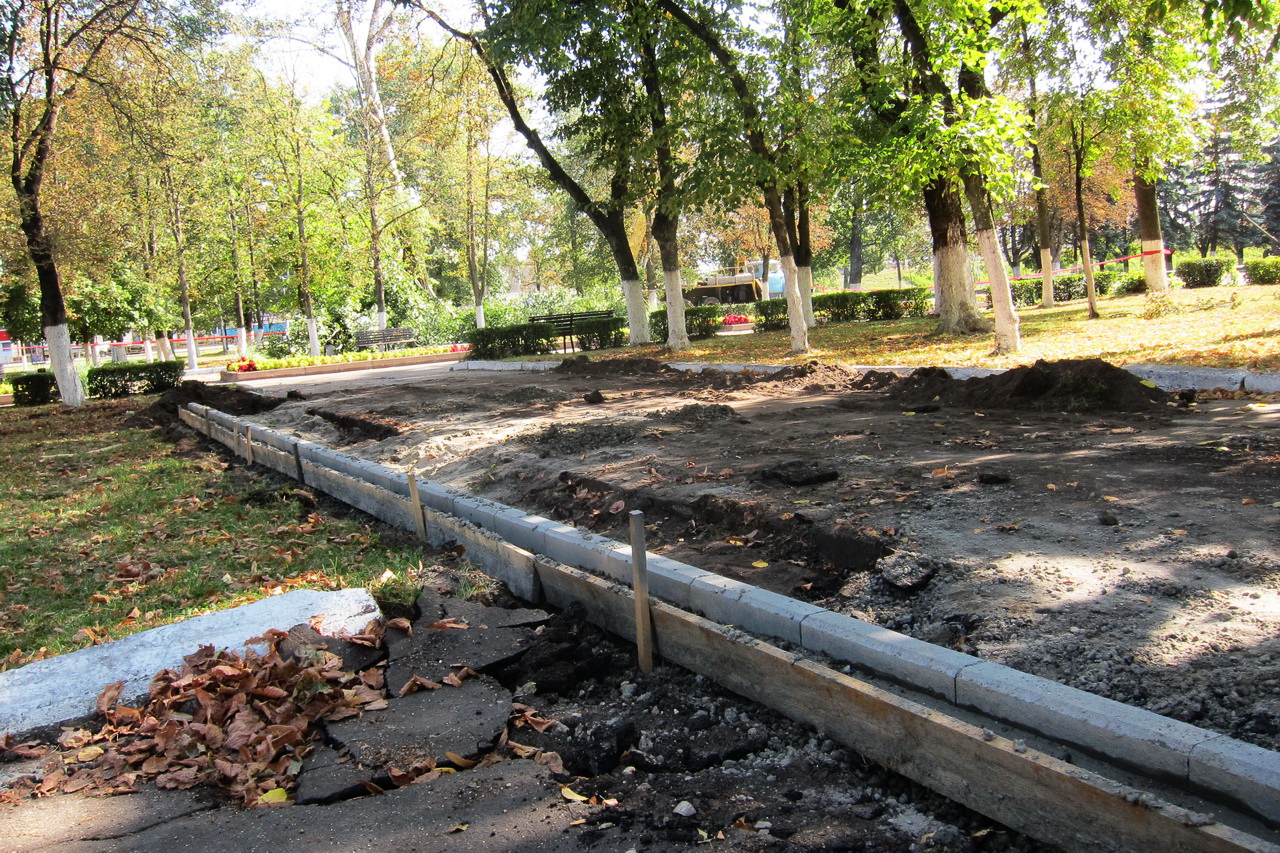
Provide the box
[219,347,467,382]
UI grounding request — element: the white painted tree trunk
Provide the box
[236,328,248,358]
[975,228,1021,354]
[156,333,173,362]
[623,279,651,344]
[663,269,689,350]
[45,323,84,407]
[1039,247,1055,309]
[1142,238,1169,294]
[306,317,321,358]
[797,264,816,328]
[184,324,199,369]
[143,337,155,362]
[83,341,94,365]
[781,254,809,354]
[473,303,485,330]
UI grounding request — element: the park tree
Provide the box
[1,0,182,405]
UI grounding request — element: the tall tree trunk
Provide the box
[1133,162,1169,294]
[847,208,864,290]
[366,164,389,329]
[1070,127,1100,319]
[1033,142,1055,308]
[652,210,688,350]
[963,170,1020,353]
[786,186,816,328]
[162,165,199,369]
[228,201,249,357]
[923,179,989,334]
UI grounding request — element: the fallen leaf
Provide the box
[76,745,105,763]
[752,560,769,568]
[257,787,288,804]
[446,752,477,769]
[1140,379,1158,388]
[1046,483,1057,491]
[399,675,443,697]
[96,681,125,715]
[1103,496,1119,502]
[90,593,112,604]
[608,500,625,514]
[561,786,589,802]
[1242,498,1257,505]
[1171,529,1189,536]
[424,618,469,630]
[386,617,412,636]
[446,823,469,834]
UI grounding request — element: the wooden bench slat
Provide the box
[355,327,416,349]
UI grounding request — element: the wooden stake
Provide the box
[630,510,653,674]
[292,443,306,485]
[243,426,254,466]
[406,470,428,542]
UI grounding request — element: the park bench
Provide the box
[355,327,416,351]
[527,310,617,352]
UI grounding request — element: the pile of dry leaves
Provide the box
[2,626,385,806]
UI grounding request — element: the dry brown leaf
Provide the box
[398,675,444,697]
[96,681,125,715]
[424,617,469,631]
[386,617,413,636]
[445,751,477,769]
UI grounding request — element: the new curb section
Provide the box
[173,400,1280,852]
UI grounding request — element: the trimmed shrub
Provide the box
[465,322,557,360]
[1176,258,1231,288]
[86,360,183,398]
[12,370,57,406]
[1115,272,1149,295]
[1243,257,1280,285]
[812,291,865,323]
[649,309,668,344]
[574,316,625,351]
[684,305,722,340]
[900,287,933,318]
[751,298,789,331]
[866,289,906,321]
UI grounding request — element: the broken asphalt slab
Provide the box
[0,589,380,739]
[5,761,627,853]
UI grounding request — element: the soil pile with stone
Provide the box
[126,380,285,430]
[552,356,681,377]
[892,359,1173,412]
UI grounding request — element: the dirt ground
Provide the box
[227,357,1280,754]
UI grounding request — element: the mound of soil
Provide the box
[893,359,1172,412]
[552,356,681,377]
[125,381,284,429]
[647,403,738,425]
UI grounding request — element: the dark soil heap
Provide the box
[552,356,681,377]
[125,381,284,429]
[892,358,1173,412]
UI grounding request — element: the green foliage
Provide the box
[1,282,41,343]
[1011,273,1115,306]
[1176,258,1232,288]
[574,316,626,351]
[1116,272,1150,295]
[1243,258,1280,285]
[752,298,790,331]
[12,371,57,406]
[812,291,865,323]
[684,305,722,340]
[465,323,557,360]
[649,309,668,343]
[866,290,905,321]
[86,361,184,398]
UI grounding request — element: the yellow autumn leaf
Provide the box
[752,560,769,568]
[1103,496,1119,502]
[258,787,288,804]
[1140,379,1158,388]
[562,786,589,802]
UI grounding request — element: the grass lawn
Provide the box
[0,398,427,671]
[567,285,1280,372]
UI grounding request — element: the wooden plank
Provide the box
[629,511,653,675]
[539,561,1275,853]
[405,471,428,542]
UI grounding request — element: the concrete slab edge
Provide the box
[184,402,1280,825]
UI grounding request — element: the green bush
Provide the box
[812,291,866,323]
[684,305,722,340]
[1243,257,1280,285]
[751,298,790,331]
[900,287,933,318]
[12,370,57,406]
[86,360,183,398]
[866,289,906,321]
[1176,258,1231,288]
[1115,272,1149,295]
[465,322,557,360]
[574,316,625,351]
[649,309,668,343]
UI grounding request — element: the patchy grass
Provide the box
[0,397,429,670]
[551,286,1280,371]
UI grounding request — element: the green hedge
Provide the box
[1115,272,1149,295]
[1176,258,1231,288]
[86,360,183,398]
[12,370,57,406]
[753,298,790,331]
[465,322,557,360]
[649,309,668,343]
[1243,258,1280,285]
[1011,271,1117,306]
[574,316,625,351]
[684,305,722,340]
